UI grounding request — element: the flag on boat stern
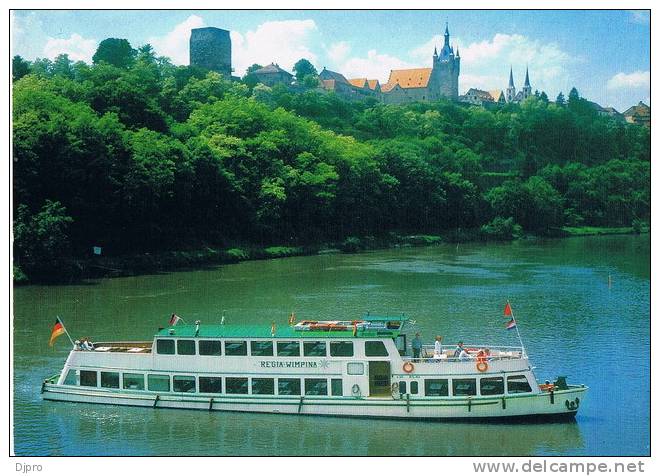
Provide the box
[169,314,181,326]
[504,302,512,316]
[505,319,517,330]
[49,317,66,347]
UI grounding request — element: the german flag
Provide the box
[49,317,65,347]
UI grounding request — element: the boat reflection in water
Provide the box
[49,403,584,456]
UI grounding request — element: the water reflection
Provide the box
[14,235,649,456]
[46,404,584,456]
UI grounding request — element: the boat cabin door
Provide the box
[368,361,391,397]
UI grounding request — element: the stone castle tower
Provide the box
[189,27,232,78]
[431,23,460,99]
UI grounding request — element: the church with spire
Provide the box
[380,22,460,104]
[506,66,533,103]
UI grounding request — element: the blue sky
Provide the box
[11,10,650,111]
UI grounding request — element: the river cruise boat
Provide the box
[42,315,587,421]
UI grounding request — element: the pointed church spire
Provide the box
[456,45,460,57]
[444,21,450,47]
[508,66,515,88]
[524,66,530,87]
[434,45,438,56]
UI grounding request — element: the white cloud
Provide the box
[43,33,97,63]
[409,34,443,65]
[606,71,650,90]
[327,41,351,63]
[148,15,205,65]
[338,50,416,82]
[11,12,49,59]
[410,32,573,96]
[231,20,318,77]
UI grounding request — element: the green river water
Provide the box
[13,235,649,456]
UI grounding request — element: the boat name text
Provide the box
[260,361,318,368]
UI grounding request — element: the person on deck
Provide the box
[458,348,471,361]
[433,336,444,359]
[454,341,466,358]
[412,333,423,360]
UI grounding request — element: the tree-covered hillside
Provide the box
[12,43,650,281]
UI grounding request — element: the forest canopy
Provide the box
[12,45,650,279]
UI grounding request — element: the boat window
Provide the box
[80,370,97,387]
[410,381,419,395]
[480,377,504,396]
[100,371,119,389]
[226,377,249,394]
[63,369,78,385]
[507,375,532,394]
[199,340,222,356]
[330,341,354,357]
[453,378,477,396]
[425,379,449,396]
[156,339,175,355]
[398,381,407,395]
[173,375,196,393]
[225,341,248,356]
[123,373,145,391]
[148,375,170,392]
[331,379,343,396]
[252,378,275,395]
[177,340,196,355]
[199,377,222,394]
[277,341,300,357]
[365,341,389,357]
[303,341,327,357]
[347,362,364,375]
[305,378,328,396]
[278,378,301,395]
[250,341,274,356]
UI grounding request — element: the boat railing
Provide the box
[403,344,525,362]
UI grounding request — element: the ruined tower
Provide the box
[189,27,232,79]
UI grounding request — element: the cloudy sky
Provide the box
[12,10,650,111]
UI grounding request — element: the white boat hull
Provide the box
[42,383,586,421]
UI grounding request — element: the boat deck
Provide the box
[405,344,524,362]
[86,341,152,353]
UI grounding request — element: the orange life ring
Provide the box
[476,361,488,372]
[402,362,415,373]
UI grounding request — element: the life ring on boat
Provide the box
[402,362,415,373]
[476,350,488,372]
[351,384,361,397]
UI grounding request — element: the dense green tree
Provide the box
[11,40,650,280]
[292,58,318,83]
[92,38,136,68]
[12,55,31,82]
[14,200,74,278]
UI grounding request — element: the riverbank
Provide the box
[13,227,647,285]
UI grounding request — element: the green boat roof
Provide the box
[154,315,407,340]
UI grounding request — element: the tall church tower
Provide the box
[521,66,532,100]
[431,23,460,99]
[506,66,516,102]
